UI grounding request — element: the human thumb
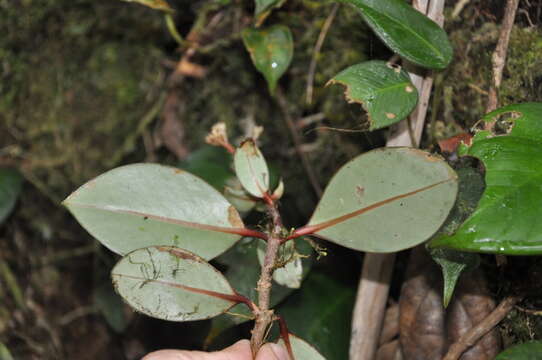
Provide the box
[256,343,290,360]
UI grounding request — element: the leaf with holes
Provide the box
[0,168,23,224]
[121,0,173,12]
[254,0,286,27]
[112,246,240,321]
[430,103,542,255]
[242,25,293,93]
[63,163,245,260]
[278,334,326,360]
[234,139,270,198]
[304,147,458,253]
[496,341,542,359]
[329,61,418,130]
[339,0,453,69]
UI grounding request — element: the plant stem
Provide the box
[250,198,284,355]
[164,13,186,47]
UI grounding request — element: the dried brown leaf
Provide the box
[446,269,501,360]
[399,246,446,360]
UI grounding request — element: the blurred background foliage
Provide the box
[1,0,541,358]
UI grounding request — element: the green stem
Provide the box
[164,13,185,46]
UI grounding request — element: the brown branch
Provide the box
[250,197,284,355]
[443,295,523,360]
[486,0,519,113]
[275,88,323,198]
[305,4,340,105]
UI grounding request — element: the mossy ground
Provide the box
[1,0,541,358]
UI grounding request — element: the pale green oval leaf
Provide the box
[329,61,418,130]
[278,334,326,360]
[307,148,458,252]
[234,139,270,198]
[112,246,239,321]
[254,0,286,27]
[339,0,453,69]
[496,341,542,360]
[120,0,173,12]
[430,103,542,255]
[63,163,244,260]
[0,168,23,224]
[242,25,293,93]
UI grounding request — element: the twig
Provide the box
[305,4,339,105]
[349,1,444,359]
[443,295,523,360]
[250,198,284,355]
[486,0,519,113]
[275,88,323,197]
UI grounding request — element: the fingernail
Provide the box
[269,343,289,360]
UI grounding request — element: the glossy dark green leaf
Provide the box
[254,0,286,26]
[0,168,23,224]
[112,246,239,321]
[242,25,293,93]
[496,341,542,359]
[429,161,484,306]
[278,334,326,360]
[276,270,355,360]
[429,248,479,307]
[329,61,418,130]
[120,0,173,12]
[234,139,270,198]
[339,0,453,69]
[430,103,542,255]
[307,147,458,253]
[63,163,244,260]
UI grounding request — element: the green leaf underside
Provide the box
[278,334,326,360]
[94,282,129,333]
[431,103,542,255]
[121,0,173,12]
[496,341,542,359]
[308,148,458,253]
[242,25,293,93]
[330,61,418,130]
[112,246,238,321]
[63,163,244,260]
[234,139,269,198]
[0,168,23,224]
[254,0,286,26]
[339,0,453,69]
[429,248,479,307]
